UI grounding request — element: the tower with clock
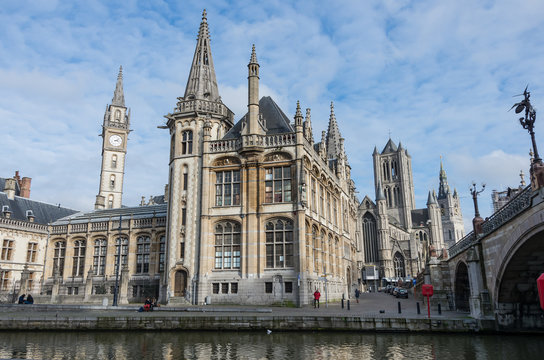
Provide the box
[94,66,131,210]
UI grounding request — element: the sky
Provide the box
[1,0,543,232]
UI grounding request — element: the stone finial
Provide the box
[250,44,258,64]
[202,8,207,20]
[520,170,526,186]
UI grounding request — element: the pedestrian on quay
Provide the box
[17,294,25,304]
[313,289,321,309]
[24,294,34,304]
[144,297,152,311]
[355,288,360,303]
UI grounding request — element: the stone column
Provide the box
[19,265,30,297]
[51,268,60,304]
[119,264,129,304]
[466,246,484,319]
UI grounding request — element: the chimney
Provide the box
[26,210,35,222]
[3,178,16,200]
[94,195,105,210]
[20,177,31,198]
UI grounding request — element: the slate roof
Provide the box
[411,208,430,227]
[381,139,398,154]
[223,96,294,139]
[0,192,78,225]
[52,204,167,225]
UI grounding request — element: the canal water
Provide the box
[0,331,542,359]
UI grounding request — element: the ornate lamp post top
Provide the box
[471,182,485,235]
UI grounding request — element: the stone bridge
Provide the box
[444,185,544,330]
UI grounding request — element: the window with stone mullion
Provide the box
[265,166,292,203]
[265,219,293,268]
[114,238,129,274]
[136,236,151,273]
[53,241,66,276]
[93,239,107,276]
[158,235,166,272]
[72,240,86,277]
[214,222,241,270]
[215,170,240,206]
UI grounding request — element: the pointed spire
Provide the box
[326,101,343,159]
[294,101,303,128]
[376,180,386,201]
[303,108,314,144]
[438,156,450,199]
[381,138,398,154]
[373,146,378,155]
[112,66,125,107]
[183,9,221,102]
[426,190,437,205]
[398,142,404,151]
[250,44,258,64]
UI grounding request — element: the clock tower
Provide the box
[95,66,130,210]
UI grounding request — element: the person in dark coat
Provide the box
[18,294,25,304]
[355,288,360,303]
[24,294,34,304]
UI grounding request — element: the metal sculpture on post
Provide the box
[470,182,486,235]
[512,87,544,190]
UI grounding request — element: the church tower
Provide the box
[95,66,130,210]
[436,159,465,248]
[372,139,416,229]
[162,10,234,303]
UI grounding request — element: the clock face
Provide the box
[109,134,123,147]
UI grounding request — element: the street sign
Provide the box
[421,284,434,318]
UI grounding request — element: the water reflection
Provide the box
[0,331,541,360]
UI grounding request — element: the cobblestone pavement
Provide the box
[0,292,471,321]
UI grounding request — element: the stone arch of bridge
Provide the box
[454,261,470,312]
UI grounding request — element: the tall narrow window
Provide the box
[362,213,379,263]
[136,235,150,273]
[93,239,107,275]
[180,241,185,259]
[159,235,165,272]
[265,166,292,203]
[215,170,240,206]
[72,240,86,276]
[214,221,241,270]
[108,195,114,209]
[327,192,331,222]
[182,130,193,154]
[265,219,294,268]
[1,240,14,260]
[114,109,121,121]
[53,241,66,276]
[26,242,38,263]
[27,272,34,292]
[312,227,318,272]
[114,237,129,274]
[110,175,116,188]
[311,178,316,211]
[183,172,188,191]
[0,271,10,291]
[319,185,324,216]
[182,208,187,226]
[394,252,406,278]
[333,198,338,226]
[328,235,334,276]
[111,154,117,168]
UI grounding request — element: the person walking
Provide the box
[355,288,360,303]
[313,289,321,309]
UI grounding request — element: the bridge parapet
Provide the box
[448,185,532,259]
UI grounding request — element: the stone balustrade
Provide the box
[208,133,297,153]
[175,98,234,121]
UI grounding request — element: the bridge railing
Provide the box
[448,185,532,258]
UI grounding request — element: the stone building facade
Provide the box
[41,11,359,306]
[357,144,464,290]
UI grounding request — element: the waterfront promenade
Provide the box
[0,292,494,333]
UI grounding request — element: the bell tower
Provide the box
[95,66,131,210]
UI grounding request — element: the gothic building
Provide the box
[41,11,359,306]
[357,141,464,289]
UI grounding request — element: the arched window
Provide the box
[111,154,117,168]
[328,234,334,276]
[311,178,316,212]
[115,110,121,121]
[72,240,86,276]
[108,195,114,209]
[110,174,116,188]
[312,226,318,272]
[448,229,452,240]
[182,130,193,154]
[362,213,379,263]
[158,235,166,272]
[393,252,405,278]
[93,239,107,275]
[320,230,326,273]
[391,160,397,179]
[214,221,241,269]
[114,237,129,274]
[265,219,293,268]
[136,235,151,273]
[53,241,66,276]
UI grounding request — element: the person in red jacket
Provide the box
[313,289,321,308]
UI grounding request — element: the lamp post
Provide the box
[112,215,122,307]
[470,182,485,235]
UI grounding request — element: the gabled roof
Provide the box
[381,138,398,154]
[0,192,78,225]
[223,96,293,139]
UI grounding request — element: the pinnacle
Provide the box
[112,65,125,107]
[250,44,258,64]
[202,9,207,21]
[295,101,302,117]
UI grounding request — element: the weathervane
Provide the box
[511,87,544,189]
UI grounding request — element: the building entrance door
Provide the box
[174,270,187,297]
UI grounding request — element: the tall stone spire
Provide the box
[303,108,314,144]
[112,66,125,107]
[183,9,221,102]
[326,101,342,159]
[244,44,263,136]
[438,157,450,199]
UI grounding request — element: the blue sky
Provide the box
[1,0,543,231]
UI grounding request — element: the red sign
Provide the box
[537,273,544,311]
[422,284,434,297]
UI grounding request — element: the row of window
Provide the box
[0,271,34,291]
[1,240,38,262]
[211,281,294,295]
[306,225,344,277]
[306,171,350,231]
[52,235,166,277]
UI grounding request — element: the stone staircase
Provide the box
[167,296,191,306]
